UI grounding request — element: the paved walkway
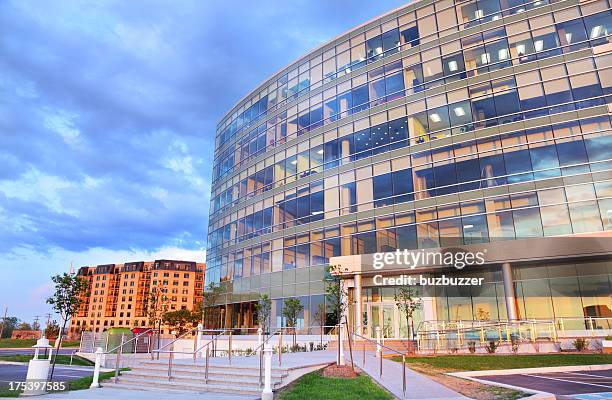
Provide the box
[350,351,470,400]
[44,387,256,400]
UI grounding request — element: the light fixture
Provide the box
[534,40,544,52]
[463,224,474,229]
[565,32,573,44]
[448,60,458,71]
[375,47,383,54]
[516,44,526,55]
[591,25,603,39]
[498,48,509,60]
[481,53,490,64]
[475,9,484,18]
[317,149,323,155]
[430,113,441,123]
[290,160,297,165]
[453,107,466,117]
[492,15,500,21]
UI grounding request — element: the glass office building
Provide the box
[206,0,612,337]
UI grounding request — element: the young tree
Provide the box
[394,285,422,340]
[326,264,353,368]
[16,322,32,331]
[44,320,60,338]
[282,298,304,347]
[202,283,223,328]
[0,317,19,338]
[163,309,198,336]
[313,303,326,347]
[145,286,169,353]
[254,294,271,336]
[324,265,348,328]
[46,273,88,380]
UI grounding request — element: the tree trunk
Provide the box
[49,318,67,380]
[406,315,410,339]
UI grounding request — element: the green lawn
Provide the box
[0,354,94,366]
[391,354,612,372]
[0,339,80,348]
[278,370,393,400]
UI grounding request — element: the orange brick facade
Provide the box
[69,260,204,336]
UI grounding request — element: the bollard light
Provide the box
[22,337,53,397]
[90,347,104,388]
[261,344,273,400]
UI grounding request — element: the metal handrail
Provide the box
[152,328,232,381]
[152,326,198,356]
[352,330,408,397]
[105,328,153,354]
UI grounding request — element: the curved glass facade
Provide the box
[207,0,612,333]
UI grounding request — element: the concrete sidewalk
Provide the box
[44,387,256,400]
[350,351,470,400]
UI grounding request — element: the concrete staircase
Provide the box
[103,358,286,396]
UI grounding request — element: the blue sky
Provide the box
[0,0,408,323]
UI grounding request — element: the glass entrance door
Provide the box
[364,302,423,339]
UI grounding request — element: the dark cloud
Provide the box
[0,0,407,255]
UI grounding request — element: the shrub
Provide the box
[511,337,519,354]
[467,341,476,354]
[605,336,612,341]
[485,340,498,354]
[573,338,589,352]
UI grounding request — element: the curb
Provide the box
[448,363,612,377]
[447,364,612,399]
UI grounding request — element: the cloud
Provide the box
[0,0,408,320]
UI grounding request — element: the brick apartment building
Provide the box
[69,260,205,336]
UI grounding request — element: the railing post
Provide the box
[229,331,232,366]
[168,350,173,380]
[90,347,103,388]
[402,354,406,398]
[114,334,124,383]
[589,317,594,335]
[261,344,273,400]
[257,327,263,355]
[362,336,366,366]
[204,346,209,384]
[278,332,283,367]
[259,346,263,388]
[379,346,383,378]
[375,326,381,358]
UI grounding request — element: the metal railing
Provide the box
[352,330,408,398]
[102,329,154,383]
[416,320,558,352]
[556,317,612,335]
[152,328,231,381]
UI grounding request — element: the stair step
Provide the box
[112,376,266,395]
[123,368,286,380]
[135,363,288,376]
[122,371,282,387]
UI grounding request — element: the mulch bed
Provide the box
[322,364,359,378]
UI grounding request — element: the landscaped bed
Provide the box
[391,354,612,372]
[277,369,393,400]
[387,353,612,400]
